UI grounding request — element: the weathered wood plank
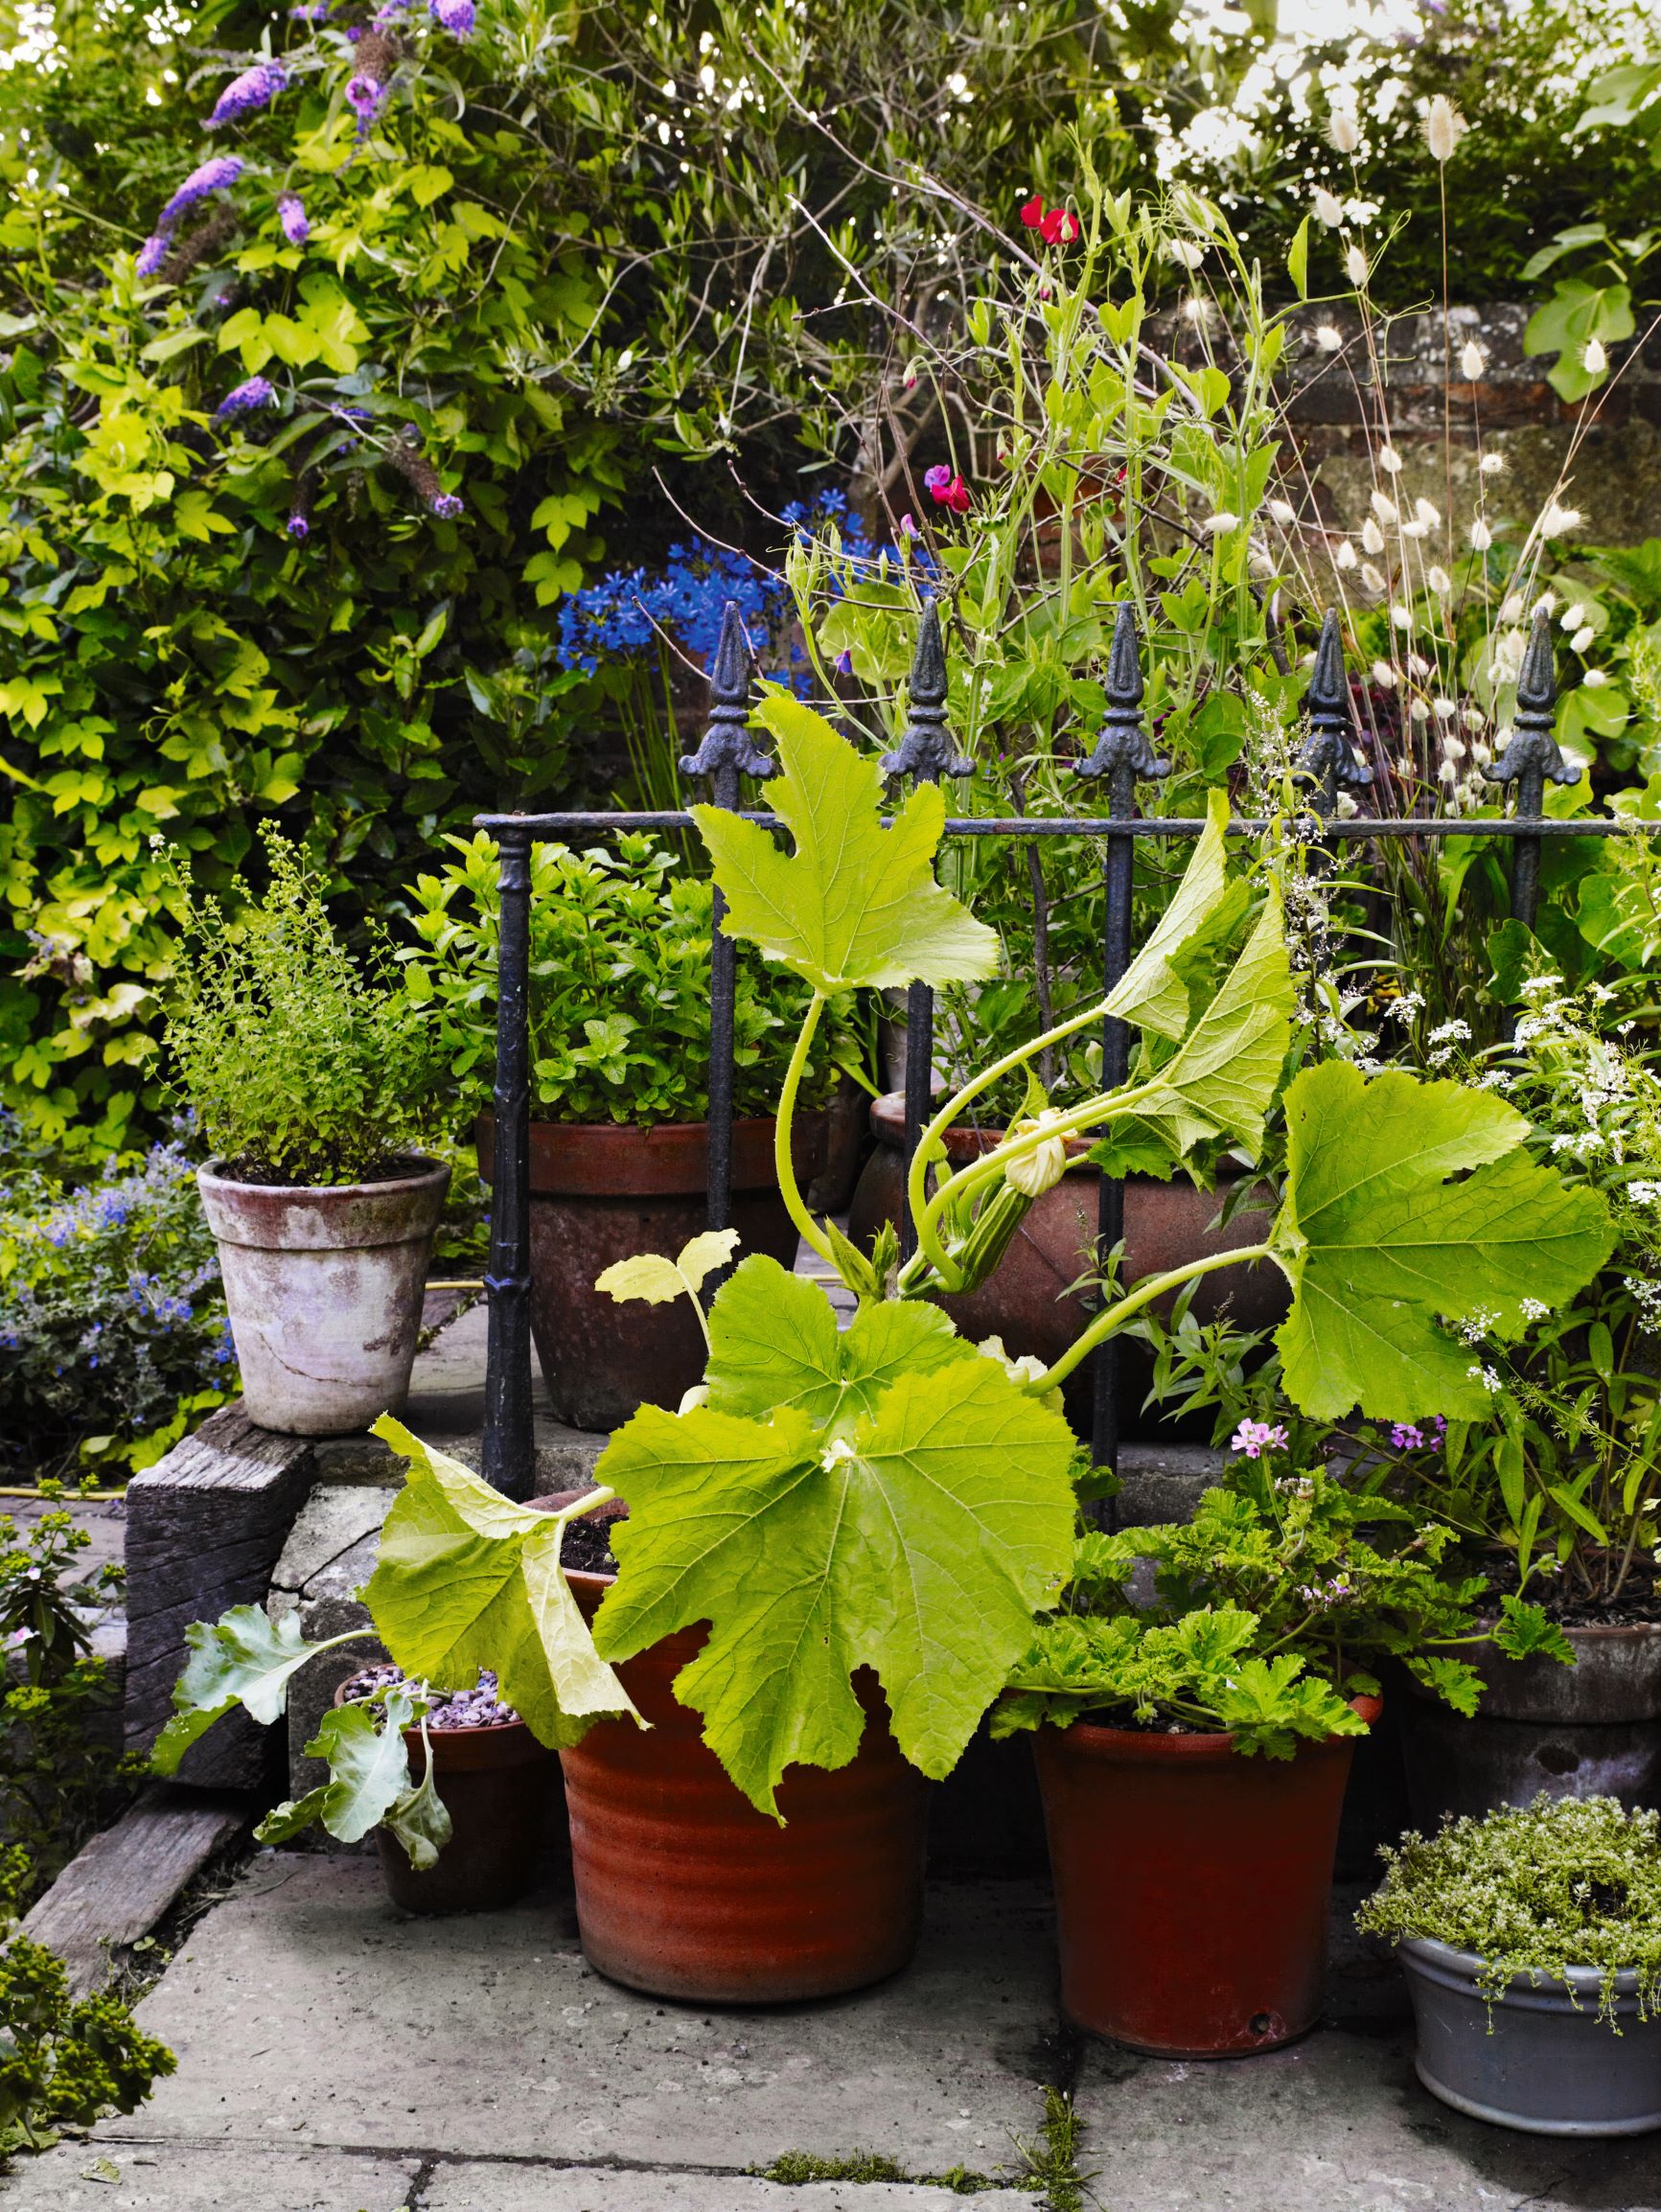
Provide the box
[125,1405,313,1786]
[21,1786,247,1995]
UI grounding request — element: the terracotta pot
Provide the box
[335,1673,559,1916]
[847,1094,1284,1436]
[476,1114,821,1431]
[1399,1622,1661,1828]
[555,1519,929,2003]
[1033,1696,1380,2055]
[198,1158,449,1436]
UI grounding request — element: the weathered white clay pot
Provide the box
[197,1159,450,1436]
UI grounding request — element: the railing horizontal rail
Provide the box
[474,811,1661,841]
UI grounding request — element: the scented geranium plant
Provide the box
[993,1443,1574,1760]
[588,695,1611,1813]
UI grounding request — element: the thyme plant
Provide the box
[1359,1794,1661,2026]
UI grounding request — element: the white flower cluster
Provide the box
[1626,1279,1661,1336]
[1460,1307,1500,1344]
[1465,1364,1503,1394]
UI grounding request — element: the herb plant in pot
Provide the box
[153,1420,635,1912]
[548,701,1607,2011]
[404,828,841,1428]
[997,1457,1569,2056]
[1360,1793,1661,2135]
[167,829,448,1436]
[1399,976,1661,1823]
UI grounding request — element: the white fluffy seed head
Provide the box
[1328,108,1361,153]
[1372,659,1398,688]
[1315,323,1343,354]
[1584,667,1609,687]
[1203,510,1240,535]
[1571,624,1596,654]
[1415,496,1441,528]
[1560,603,1586,629]
[1313,187,1344,228]
[1378,446,1404,474]
[1345,242,1369,287]
[1433,696,1457,720]
[1409,697,1431,722]
[1391,603,1414,631]
[1371,490,1398,526]
[1335,540,1358,569]
[1460,340,1486,380]
[1401,519,1429,541]
[1361,562,1388,593]
[1583,336,1607,375]
[1362,517,1386,555]
[1480,450,1507,475]
[1427,565,1452,595]
[1539,502,1581,537]
[1425,95,1465,163]
[1500,592,1525,623]
[1469,517,1492,551]
[1268,497,1298,526]
[1407,653,1432,678]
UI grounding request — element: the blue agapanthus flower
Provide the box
[553,490,876,693]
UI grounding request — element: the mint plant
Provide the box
[153,1420,635,1864]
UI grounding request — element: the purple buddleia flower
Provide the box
[430,492,464,519]
[431,0,474,35]
[277,193,309,245]
[207,62,286,128]
[345,74,387,124]
[217,376,277,417]
[135,233,171,278]
[160,154,244,226]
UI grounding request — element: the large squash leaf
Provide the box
[591,1305,1077,1818]
[1134,887,1294,1154]
[151,1603,323,1773]
[691,694,998,992]
[1271,1063,1615,1419]
[362,1416,638,1750]
[1102,788,1231,1040]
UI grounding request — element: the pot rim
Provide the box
[199,1155,450,1201]
[1399,1932,1651,1997]
[1038,1691,1381,1762]
[1475,1618,1661,1647]
[334,1667,531,1738]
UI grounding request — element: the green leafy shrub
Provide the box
[166,825,442,1184]
[0,1514,135,1903]
[1358,1794,1661,2025]
[0,1123,232,1481]
[0,1846,174,2157]
[403,831,842,1126]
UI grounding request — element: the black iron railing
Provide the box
[474,597,1661,1499]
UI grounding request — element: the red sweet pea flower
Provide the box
[924,464,972,514]
[1041,206,1079,245]
[1020,192,1047,229]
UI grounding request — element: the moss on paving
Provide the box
[756,2087,1090,2205]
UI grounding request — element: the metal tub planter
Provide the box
[1400,1937,1661,2136]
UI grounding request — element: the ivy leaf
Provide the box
[151,1604,325,1774]
[362,1417,637,1749]
[704,1256,965,1427]
[1271,1063,1615,1420]
[691,695,998,993]
[592,1352,1078,1817]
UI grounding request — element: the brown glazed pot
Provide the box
[198,1158,450,1436]
[847,1094,1284,1435]
[1398,1622,1661,1828]
[1034,1697,1380,2056]
[476,1114,821,1431]
[335,1673,559,1915]
[556,1517,929,2003]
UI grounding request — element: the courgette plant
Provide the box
[156,695,1614,1832]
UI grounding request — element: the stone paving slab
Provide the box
[0,2143,420,2211]
[1073,2023,1661,2211]
[94,1855,1052,2178]
[423,2171,1038,2211]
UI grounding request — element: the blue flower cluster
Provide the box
[553,491,883,688]
[0,1121,236,1477]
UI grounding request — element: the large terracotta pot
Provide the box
[198,1158,450,1436]
[335,1673,559,1916]
[559,1529,929,2003]
[476,1115,820,1431]
[1033,1696,1379,2056]
[1399,1622,1661,1828]
[848,1094,1284,1435]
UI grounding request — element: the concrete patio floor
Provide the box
[3,1851,1656,2212]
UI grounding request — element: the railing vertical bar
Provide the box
[480,822,535,1500]
[1077,606,1167,1492]
[885,600,973,1257]
[1488,605,1574,932]
[680,601,768,1257]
